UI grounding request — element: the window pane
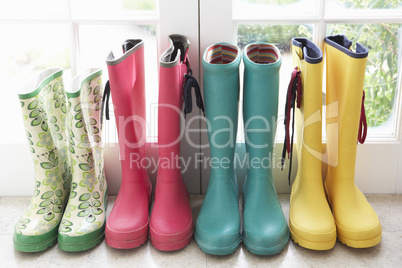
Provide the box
[71,0,156,20]
[0,0,66,20]
[0,24,71,143]
[78,24,158,142]
[233,0,319,19]
[327,23,401,135]
[329,0,402,9]
[236,24,314,141]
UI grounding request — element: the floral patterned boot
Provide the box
[58,68,107,251]
[14,68,70,252]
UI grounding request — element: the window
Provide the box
[1,0,401,195]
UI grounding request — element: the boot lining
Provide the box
[205,44,238,64]
[246,44,279,64]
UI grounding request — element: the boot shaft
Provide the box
[202,43,241,172]
[325,35,369,184]
[291,38,323,181]
[106,40,146,160]
[243,43,281,176]
[65,68,105,192]
[158,34,189,156]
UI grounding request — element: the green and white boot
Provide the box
[14,67,70,252]
[58,68,107,252]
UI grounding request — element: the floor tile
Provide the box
[0,197,30,235]
[1,194,401,267]
[366,194,402,232]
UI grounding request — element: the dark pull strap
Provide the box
[281,67,302,185]
[358,90,367,144]
[183,68,205,118]
[101,80,111,126]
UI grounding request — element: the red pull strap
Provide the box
[281,67,302,185]
[358,91,367,144]
[283,67,302,158]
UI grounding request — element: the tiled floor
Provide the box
[1,194,401,267]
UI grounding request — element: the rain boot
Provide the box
[242,43,289,255]
[194,43,241,255]
[104,39,152,249]
[150,34,204,251]
[58,68,107,251]
[14,68,70,252]
[324,35,381,248]
[282,38,336,250]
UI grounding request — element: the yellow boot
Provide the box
[283,38,336,250]
[324,35,382,248]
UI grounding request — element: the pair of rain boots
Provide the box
[283,35,382,251]
[195,42,289,255]
[14,68,107,252]
[104,35,204,251]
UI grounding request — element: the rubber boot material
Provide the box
[287,38,337,250]
[242,43,289,255]
[324,35,382,248]
[195,43,242,255]
[150,34,193,251]
[58,68,107,252]
[14,68,70,252]
[105,40,152,249]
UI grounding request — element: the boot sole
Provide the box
[290,226,336,251]
[242,235,289,256]
[58,228,105,252]
[338,231,382,248]
[58,191,108,252]
[150,231,193,251]
[13,232,58,252]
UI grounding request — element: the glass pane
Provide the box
[0,24,71,143]
[71,0,156,19]
[328,0,402,9]
[78,24,158,142]
[236,24,314,141]
[0,0,67,20]
[233,0,319,19]
[327,23,401,134]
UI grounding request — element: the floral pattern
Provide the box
[15,71,70,236]
[59,71,106,236]
[15,69,106,240]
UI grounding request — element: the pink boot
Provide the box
[150,34,204,251]
[104,39,152,249]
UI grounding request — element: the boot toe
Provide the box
[149,218,193,251]
[334,196,382,247]
[289,216,337,250]
[194,222,241,255]
[243,222,289,255]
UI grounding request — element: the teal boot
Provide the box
[194,43,241,255]
[14,68,70,252]
[242,43,289,255]
[58,68,107,251]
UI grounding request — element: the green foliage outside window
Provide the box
[327,23,400,127]
[237,24,313,51]
[237,0,401,127]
